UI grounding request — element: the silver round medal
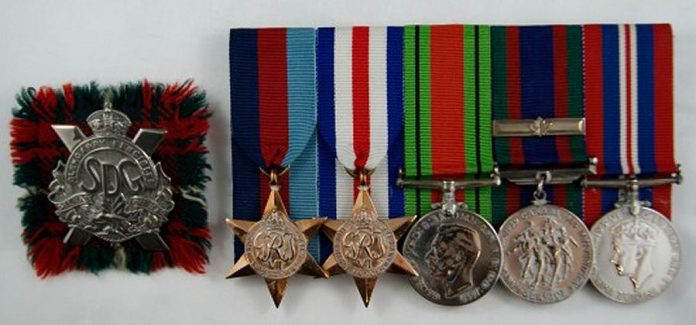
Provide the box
[499,203,593,304]
[403,206,502,306]
[590,206,681,303]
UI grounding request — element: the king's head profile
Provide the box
[610,221,658,290]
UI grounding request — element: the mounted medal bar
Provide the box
[223,23,682,308]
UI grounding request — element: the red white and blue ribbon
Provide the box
[316,26,405,261]
[230,28,320,259]
[583,24,675,225]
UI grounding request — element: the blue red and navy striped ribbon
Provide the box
[229,28,320,260]
[583,24,675,225]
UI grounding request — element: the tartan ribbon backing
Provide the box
[10,81,211,276]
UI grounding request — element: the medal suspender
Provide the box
[316,26,416,307]
[229,28,326,307]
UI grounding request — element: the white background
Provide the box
[0,0,694,324]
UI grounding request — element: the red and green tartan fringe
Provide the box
[10,80,212,277]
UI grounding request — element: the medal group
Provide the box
[229,24,681,307]
[8,23,681,310]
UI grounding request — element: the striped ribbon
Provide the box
[229,28,320,260]
[582,24,675,225]
[316,26,405,263]
[402,25,494,221]
[490,25,587,228]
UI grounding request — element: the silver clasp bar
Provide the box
[493,117,585,137]
[500,157,598,186]
[396,168,501,190]
[582,166,682,189]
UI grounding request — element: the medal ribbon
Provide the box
[403,25,494,221]
[229,28,320,259]
[316,26,405,262]
[490,26,586,228]
[582,24,675,225]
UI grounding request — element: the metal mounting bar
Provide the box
[493,117,585,137]
[396,168,501,190]
[582,165,682,189]
[500,157,598,186]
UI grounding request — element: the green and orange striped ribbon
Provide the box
[403,25,494,222]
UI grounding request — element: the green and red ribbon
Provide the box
[403,25,494,221]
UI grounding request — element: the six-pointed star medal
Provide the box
[226,187,327,307]
[322,187,417,307]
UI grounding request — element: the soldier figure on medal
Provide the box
[498,172,593,304]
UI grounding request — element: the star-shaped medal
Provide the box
[322,186,417,307]
[226,184,327,307]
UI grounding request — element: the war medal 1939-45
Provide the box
[400,172,502,306]
[586,176,682,304]
[48,103,174,250]
[498,172,594,304]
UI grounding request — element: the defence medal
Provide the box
[581,24,680,303]
[48,102,173,250]
[400,174,502,306]
[316,26,416,307]
[229,27,325,307]
[498,171,594,304]
[398,25,501,305]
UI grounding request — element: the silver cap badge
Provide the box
[48,103,174,250]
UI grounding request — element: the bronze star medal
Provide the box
[226,170,326,307]
[322,172,417,307]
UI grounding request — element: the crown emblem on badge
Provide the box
[47,102,174,250]
[86,106,131,136]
